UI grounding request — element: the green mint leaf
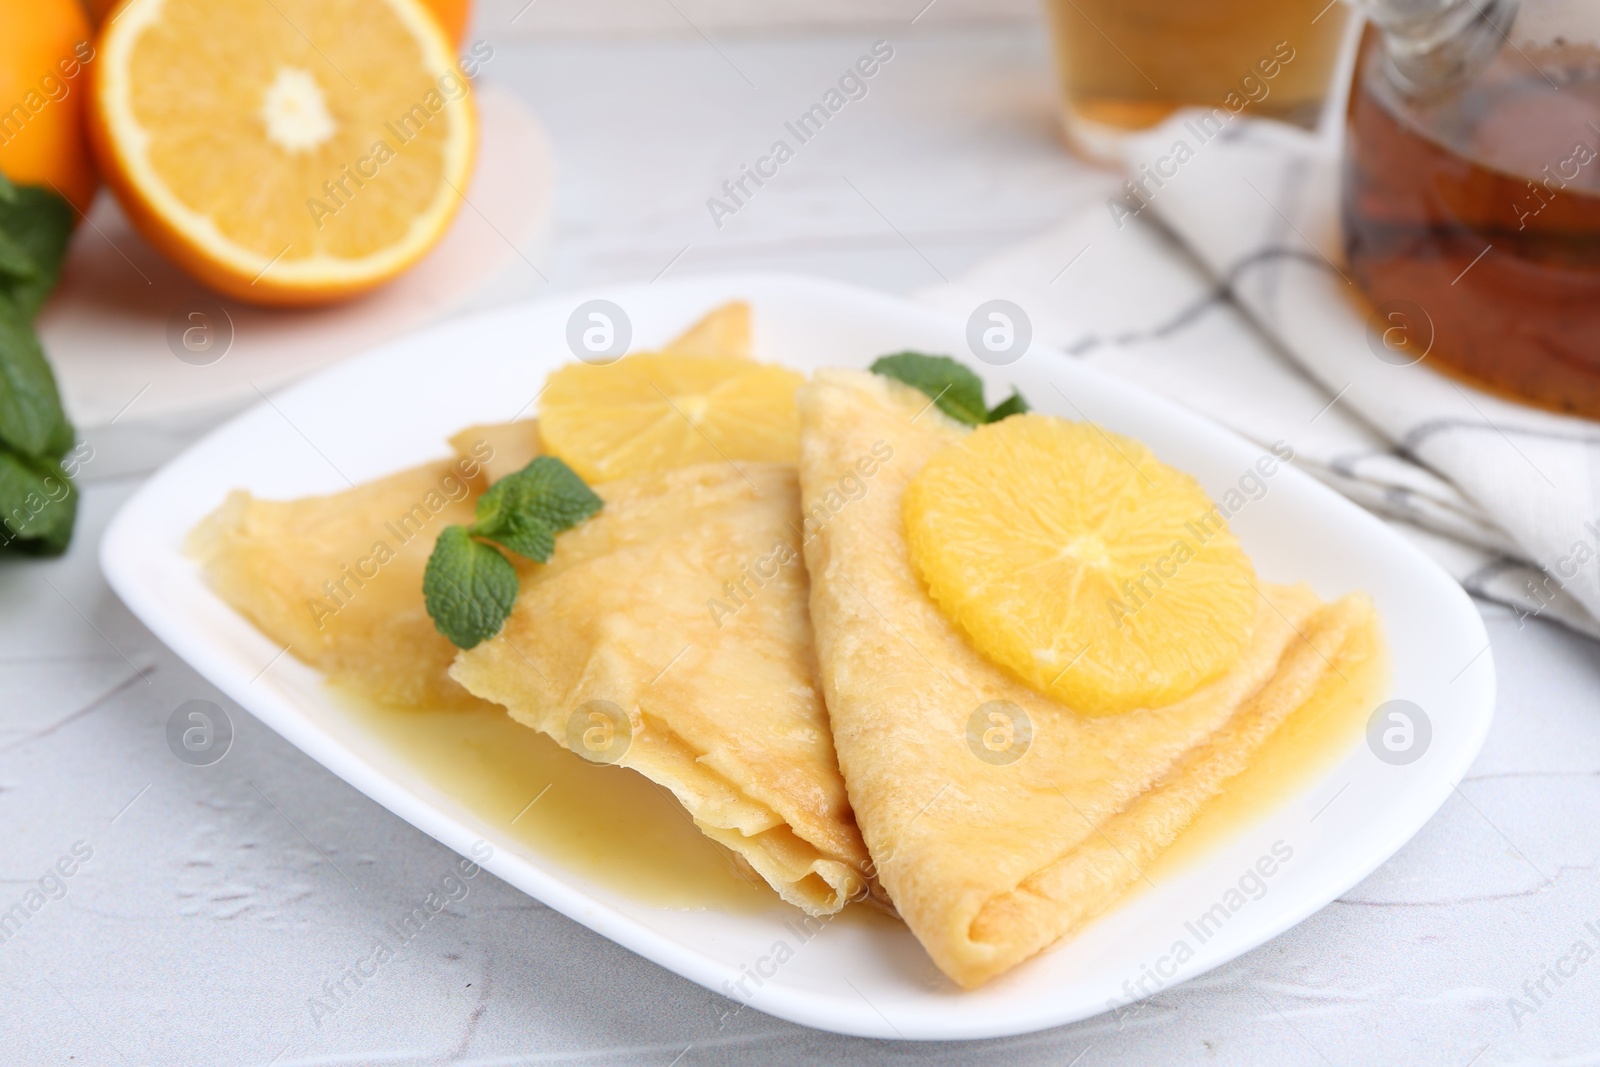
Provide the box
[870,352,990,426]
[870,352,1031,426]
[482,456,604,532]
[471,456,601,563]
[0,227,37,282]
[0,185,76,322]
[426,458,602,647]
[477,511,555,563]
[423,525,518,649]
[0,298,73,459]
[0,449,76,555]
[986,391,1030,422]
[0,184,78,553]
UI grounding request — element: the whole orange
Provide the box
[0,0,98,212]
[86,0,472,44]
[80,0,118,23]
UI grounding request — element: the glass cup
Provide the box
[1043,0,1353,160]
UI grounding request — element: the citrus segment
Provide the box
[89,0,475,305]
[538,353,803,483]
[904,414,1257,715]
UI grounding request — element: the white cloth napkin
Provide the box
[919,113,1600,640]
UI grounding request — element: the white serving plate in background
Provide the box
[100,274,1494,1040]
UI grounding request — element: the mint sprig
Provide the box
[984,391,1029,422]
[0,177,75,321]
[471,455,601,560]
[0,175,78,556]
[423,456,603,649]
[0,451,76,555]
[0,226,37,280]
[0,298,73,457]
[423,526,519,650]
[870,352,1028,426]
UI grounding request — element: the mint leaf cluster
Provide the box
[423,456,603,649]
[0,174,78,555]
[870,352,1028,427]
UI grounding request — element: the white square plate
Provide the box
[101,274,1495,1040]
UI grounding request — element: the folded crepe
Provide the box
[797,370,1385,987]
[192,433,877,914]
[450,461,879,916]
[190,305,880,914]
[189,449,497,710]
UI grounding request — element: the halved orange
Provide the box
[86,0,474,41]
[422,0,474,44]
[88,0,476,306]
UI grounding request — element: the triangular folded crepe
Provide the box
[449,419,543,485]
[190,454,495,710]
[450,461,878,915]
[661,301,751,359]
[798,370,1383,987]
[190,304,881,915]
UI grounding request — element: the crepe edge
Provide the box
[448,646,878,916]
[794,370,1391,987]
[933,592,1386,988]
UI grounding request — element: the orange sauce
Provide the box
[336,688,776,912]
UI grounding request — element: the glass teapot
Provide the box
[1342,0,1600,417]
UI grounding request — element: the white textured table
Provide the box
[4,16,1598,1067]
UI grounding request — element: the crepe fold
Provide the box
[450,461,878,916]
[188,421,550,710]
[797,370,1383,988]
[191,409,878,915]
[189,455,495,711]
